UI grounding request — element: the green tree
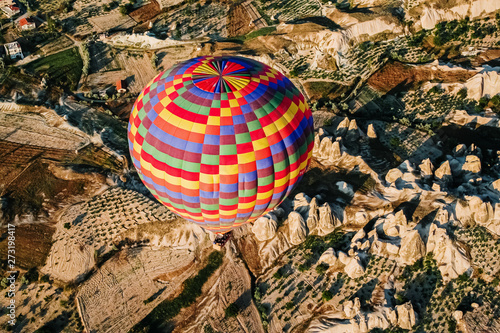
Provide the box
[225,303,239,317]
[490,94,500,106]
[322,290,333,302]
[457,88,468,99]
[47,15,56,33]
[315,263,328,275]
[119,5,130,15]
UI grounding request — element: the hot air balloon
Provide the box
[128,55,314,235]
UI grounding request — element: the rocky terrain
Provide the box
[1,0,500,332]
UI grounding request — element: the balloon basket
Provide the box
[213,231,232,250]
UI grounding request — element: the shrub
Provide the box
[204,324,215,333]
[457,88,468,99]
[315,263,328,275]
[322,290,333,301]
[285,301,294,310]
[478,97,489,108]
[225,303,239,318]
[63,223,71,229]
[25,267,39,283]
[389,137,401,147]
[298,264,309,272]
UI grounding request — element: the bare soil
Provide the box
[303,80,350,101]
[129,1,161,23]
[0,223,54,270]
[1,160,87,222]
[367,61,476,93]
[228,4,254,37]
[472,49,500,67]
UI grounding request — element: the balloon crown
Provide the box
[192,57,252,93]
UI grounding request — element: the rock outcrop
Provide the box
[317,203,336,236]
[252,215,278,241]
[318,247,338,266]
[399,230,426,265]
[426,223,471,280]
[287,212,308,245]
[396,302,417,330]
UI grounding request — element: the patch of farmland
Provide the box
[85,49,156,94]
[155,44,197,72]
[42,187,178,282]
[88,12,137,33]
[116,52,158,93]
[76,245,206,333]
[153,2,228,40]
[173,254,265,333]
[0,277,83,333]
[88,41,122,74]
[261,0,321,22]
[39,35,75,56]
[0,140,79,192]
[22,47,83,90]
[0,111,88,150]
[0,223,54,269]
[129,1,161,23]
[228,3,254,37]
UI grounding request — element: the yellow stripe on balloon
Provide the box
[193,63,219,75]
[252,137,269,151]
[220,164,238,175]
[200,173,219,185]
[239,200,256,210]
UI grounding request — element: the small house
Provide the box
[116,80,127,93]
[19,17,36,30]
[4,41,23,59]
[1,5,20,17]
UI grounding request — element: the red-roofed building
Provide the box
[116,80,127,93]
[1,5,20,17]
[19,17,36,30]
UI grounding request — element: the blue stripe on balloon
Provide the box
[220,125,235,135]
[220,182,238,192]
[232,114,246,125]
[200,190,220,198]
[204,134,220,145]
[147,123,203,154]
[256,155,273,169]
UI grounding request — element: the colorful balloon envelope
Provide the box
[128,55,314,233]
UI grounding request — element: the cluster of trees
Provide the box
[102,1,120,12]
[79,43,90,77]
[119,0,139,15]
[253,287,269,330]
[433,18,470,46]
[477,94,500,113]
[432,16,497,46]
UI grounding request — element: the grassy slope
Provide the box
[23,47,83,90]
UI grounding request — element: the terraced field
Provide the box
[261,0,322,22]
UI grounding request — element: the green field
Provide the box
[23,47,83,90]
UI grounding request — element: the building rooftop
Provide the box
[19,17,34,27]
[4,41,21,51]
